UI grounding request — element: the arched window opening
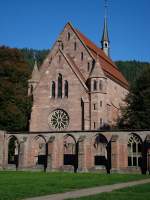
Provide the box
[100,101,102,107]
[64,135,78,172]
[94,134,108,167]
[58,74,62,98]
[92,59,95,68]
[99,80,103,90]
[8,137,19,167]
[74,42,77,51]
[64,80,68,98]
[30,85,33,94]
[93,103,96,110]
[128,134,142,167]
[93,80,97,91]
[51,81,55,98]
[32,136,47,170]
[68,32,71,41]
[81,52,84,61]
[100,118,103,126]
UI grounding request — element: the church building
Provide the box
[1,15,150,174]
[28,20,128,132]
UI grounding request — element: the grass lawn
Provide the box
[0,171,149,200]
[68,183,150,200]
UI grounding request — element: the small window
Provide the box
[51,81,55,98]
[93,80,97,91]
[74,42,77,51]
[81,52,84,61]
[94,122,96,129]
[100,118,103,126]
[93,103,96,110]
[64,80,68,98]
[100,101,102,107]
[99,80,103,90]
[92,59,95,68]
[87,62,90,71]
[68,32,70,41]
[30,85,33,94]
[105,43,108,48]
[58,74,62,98]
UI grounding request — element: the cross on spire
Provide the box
[101,0,110,57]
[104,0,108,18]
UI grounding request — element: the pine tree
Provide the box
[118,67,150,129]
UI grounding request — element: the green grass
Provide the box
[68,183,150,200]
[0,171,148,200]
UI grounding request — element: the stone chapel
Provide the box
[0,19,150,174]
[28,21,129,132]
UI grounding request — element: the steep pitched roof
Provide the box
[75,29,129,89]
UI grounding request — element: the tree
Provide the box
[118,67,150,129]
[0,46,32,131]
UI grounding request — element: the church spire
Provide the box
[31,53,40,81]
[101,0,110,57]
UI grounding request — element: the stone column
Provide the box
[78,136,87,172]
[0,131,5,169]
[47,136,55,171]
[111,135,119,172]
[18,137,27,170]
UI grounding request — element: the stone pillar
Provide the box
[111,135,119,172]
[84,101,90,130]
[47,136,55,171]
[18,137,27,170]
[78,136,87,172]
[0,131,5,169]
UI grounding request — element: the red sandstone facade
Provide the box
[28,22,128,132]
[0,23,149,174]
[0,130,150,174]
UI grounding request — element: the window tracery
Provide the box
[128,134,142,167]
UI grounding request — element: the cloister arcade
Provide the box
[0,130,150,173]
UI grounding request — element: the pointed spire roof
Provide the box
[101,16,109,43]
[31,60,40,81]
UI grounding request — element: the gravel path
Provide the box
[24,178,150,200]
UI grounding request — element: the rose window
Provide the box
[48,109,69,130]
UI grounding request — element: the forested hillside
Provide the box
[0,46,32,131]
[0,46,150,131]
[115,60,150,84]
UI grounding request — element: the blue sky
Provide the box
[0,0,150,62]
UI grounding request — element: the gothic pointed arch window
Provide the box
[128,134,142,167]
[58,74,62,98]
[93,80,97,91]
[74,41,77,51]
[99,80,103,90]
[51,81,55,98]
[81,52,84,61]
[64,80,68,98]
[68,32,71,41]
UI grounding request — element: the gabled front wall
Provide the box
[29,22,129,132]
[30,50,89,132]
